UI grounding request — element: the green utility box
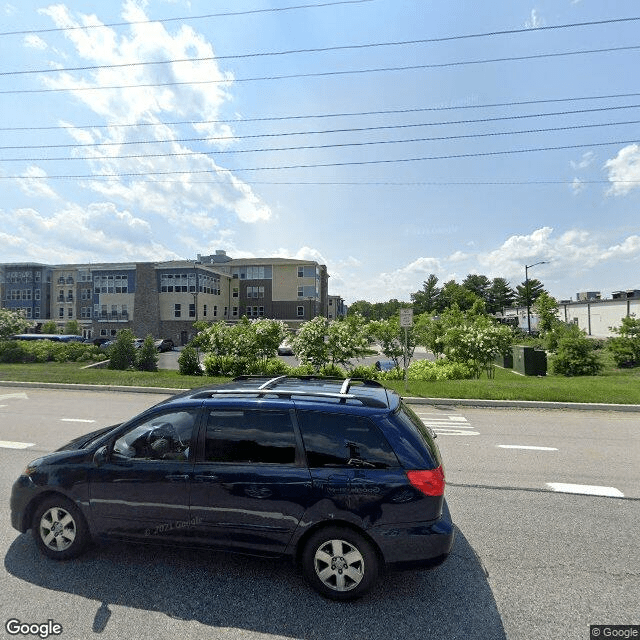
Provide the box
[512,345,547,376]
[494,352,513,369]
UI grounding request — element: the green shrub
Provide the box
[108,329,137,370]
[0,340,104,363]
[136,335,158,372]
[551,337,603,376]
[380,358,474,381]
[349,364,380,380]
[178,345,202,376]
[319,364,347,378]
[260,358,291,376]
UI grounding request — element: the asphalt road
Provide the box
[0,387,638,640]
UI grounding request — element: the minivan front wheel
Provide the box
[32,496,90,560]
[302,527,379,600]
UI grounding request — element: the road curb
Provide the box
[1,379,639,412]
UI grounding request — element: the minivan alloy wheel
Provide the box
[314,538,365,591]
[39,506,76,551]
[32,496,90,560]
[302,526,379,600]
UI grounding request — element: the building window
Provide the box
[232,306,238,317]
[232,287,239,298]
[297,306,304,317]
[121,305,128,318]
[189,303,196,318]
[174,304,181,318]
[59,308,64,318]
[213,305,217,317]
[203,304,207,317]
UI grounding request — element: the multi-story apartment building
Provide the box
[1,253,332,345]
[0,263,51,322]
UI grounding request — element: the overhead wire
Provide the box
[0,0,375,37]
[1,45,639,94]
[2,138,638,178]
[3,16,640,76]
[1,103,639,151]
[2,118,639,162]
[3,91,640,132]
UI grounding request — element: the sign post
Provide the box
[399,308,413,393]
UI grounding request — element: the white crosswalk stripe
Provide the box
[413,412,480,436]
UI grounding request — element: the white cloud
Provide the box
[15,166,61,201]
[0,203,176,264]
[601,235,640,260]
[604,144,640,195]
[24,34,48,50]
[35,2,270,226]
[525,9,545,29]
[570,151,594,170]
[571,178,585,194]
[447,250,469,263]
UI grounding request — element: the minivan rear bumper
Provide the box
[369,499,454,568]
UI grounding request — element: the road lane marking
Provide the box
[0,392,28,401]
[0,440,35,449]
[60,418,96,423]
[414,413,480,436]
[546,482,624,497]
[498,445,558,451]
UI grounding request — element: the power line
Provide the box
[2,44,639,95]
[4,16,640,76]
[2,91,640,132]
[2,104,638,151]
[0,0,374,37]
[3,118,639,162]
[2,138,637,177]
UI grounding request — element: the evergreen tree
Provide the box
[136,335,159,372]
[411,274,441,314]
[487,278,515,314]
[515,278,546,307]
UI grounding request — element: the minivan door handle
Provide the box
[194,474,219,482]
[165,473,189,481]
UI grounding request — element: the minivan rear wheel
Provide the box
[32,496,90,560]
[301,526,379,600]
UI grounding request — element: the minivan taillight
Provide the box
[406,466,445,497]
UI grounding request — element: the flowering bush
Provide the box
[380,358,474,381]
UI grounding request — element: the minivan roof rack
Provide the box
[192,376,389,408]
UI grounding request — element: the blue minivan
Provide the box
[11,376,454,600]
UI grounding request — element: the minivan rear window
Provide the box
[395,402,442,468]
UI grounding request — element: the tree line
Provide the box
[348,273,546,319]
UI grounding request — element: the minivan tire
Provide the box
[32,496,90,560]
[301,526,380,601]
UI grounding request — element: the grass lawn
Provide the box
[384,364,640,404]
[0,355,638,404]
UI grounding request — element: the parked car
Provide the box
[375,359,397,372]
[10,376,453,601]
[154,338,174,352]
[277,339,294,356]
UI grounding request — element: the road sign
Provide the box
[399,308,413,327]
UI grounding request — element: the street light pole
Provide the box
[525,261,548,334]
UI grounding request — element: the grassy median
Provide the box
[0,357,638,404]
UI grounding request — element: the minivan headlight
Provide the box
[23,458,44,477]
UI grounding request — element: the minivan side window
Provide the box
[112,409,198,461]
[205,409,296,464]
[298,412,399,469]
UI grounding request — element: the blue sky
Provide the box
[1,0,639,304]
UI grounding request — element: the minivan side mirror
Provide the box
[93,445,109,466]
